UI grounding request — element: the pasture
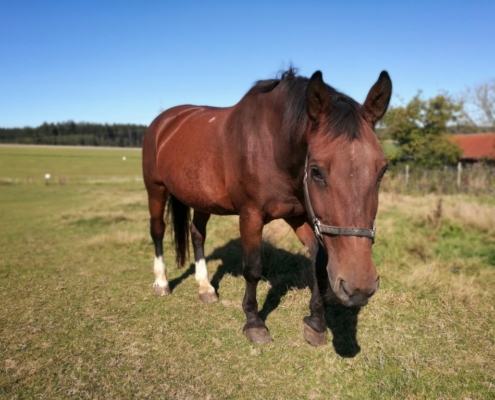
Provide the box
[1,145,494,399]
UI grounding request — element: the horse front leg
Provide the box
[190,210,218,303]
[240,209,272,344]
[285,216,327,347]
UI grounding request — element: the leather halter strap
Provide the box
[303,156,375,245]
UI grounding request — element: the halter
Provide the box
[303,156,375,245]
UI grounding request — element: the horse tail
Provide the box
[167,195,191,268]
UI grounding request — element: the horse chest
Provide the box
[264,197,305,220]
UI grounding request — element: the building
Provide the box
[450,133,495,163]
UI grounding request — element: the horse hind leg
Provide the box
[190,211,218,303]
[147,183,171,296]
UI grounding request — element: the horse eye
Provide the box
[311,166,324,182]
[378,165,388,183]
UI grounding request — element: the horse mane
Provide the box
[246,68,363,144]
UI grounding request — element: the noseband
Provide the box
[303,156,375,245]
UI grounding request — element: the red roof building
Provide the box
[450,133,495,161]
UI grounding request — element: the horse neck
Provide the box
[273,120,308,181]
[232,86,308,180]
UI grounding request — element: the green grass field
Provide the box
[1,145,494,399]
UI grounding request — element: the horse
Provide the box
[142,68,392,346]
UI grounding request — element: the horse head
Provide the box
[304,70,392,307]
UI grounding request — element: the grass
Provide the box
[0,145,141,184]
[1,145,494,399]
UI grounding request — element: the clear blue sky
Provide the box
[1,0,494,127]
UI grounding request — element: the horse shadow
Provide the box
[168,238,361,357]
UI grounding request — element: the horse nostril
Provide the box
[339,279,352,297]
[367,277,380,298]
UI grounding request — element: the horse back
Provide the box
[143,91,305,220]
[143,104,237,214]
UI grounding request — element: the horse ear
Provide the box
[306,71,331,122]
[362,71,392,125]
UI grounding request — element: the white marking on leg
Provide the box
[153,256,169,288]
[195,258,214,293]
[208,117,216,123]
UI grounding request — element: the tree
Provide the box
[0,122,148,147]
[382,93,462,167]
[461,79,495,130]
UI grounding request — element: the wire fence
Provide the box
[382,163,495,194]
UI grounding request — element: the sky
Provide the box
[1,0,494,128]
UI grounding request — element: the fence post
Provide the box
[405,164,409,188]
[457,162,462,189]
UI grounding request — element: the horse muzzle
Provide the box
[332,275,380,307]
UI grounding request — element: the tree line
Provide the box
[0,121,147,147]
[1,78,494,167]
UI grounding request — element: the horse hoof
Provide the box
[153,285,171,296]
[244,327,273,344]
[199,292,218,303]
[303,323,327,347]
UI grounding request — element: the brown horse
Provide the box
[142,69,391,346]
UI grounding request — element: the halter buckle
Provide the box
[313,218,321,238]
[313,217,326,246]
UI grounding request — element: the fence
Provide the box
[381,163,495,194]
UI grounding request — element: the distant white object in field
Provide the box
[45,173,51,179]
[122,156,127,161]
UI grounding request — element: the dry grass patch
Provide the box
[442,198,495,234]
[379,192,495,236]
[86,230,149,247]
[403,261,482,303]
[263,219,293,244]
